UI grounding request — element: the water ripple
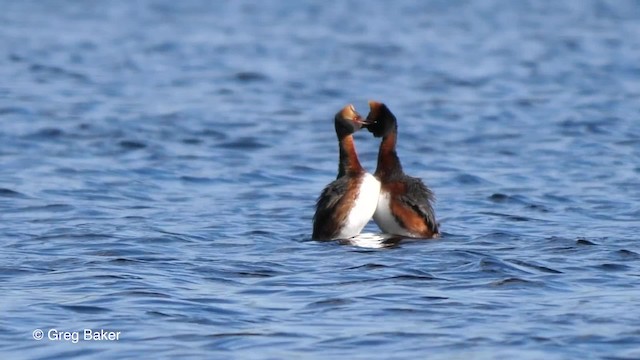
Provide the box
[1,1,639,359]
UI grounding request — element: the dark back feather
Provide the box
[312,176,350,239]
[400,176,439,234]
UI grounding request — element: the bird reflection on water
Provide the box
[338,233,406,249]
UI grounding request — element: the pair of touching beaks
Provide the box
[339,100,385,131]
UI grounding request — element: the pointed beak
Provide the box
[358,116,373,126]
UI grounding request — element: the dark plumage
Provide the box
[312,176,351,239]
[364,101,439,238]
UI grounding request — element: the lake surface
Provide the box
[1,1,639,359]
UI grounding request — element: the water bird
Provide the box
[312,104,381,240]
[364,101,439,238]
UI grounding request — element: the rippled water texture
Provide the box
[1,1,640,359]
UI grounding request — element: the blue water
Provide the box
[1,1,640,359]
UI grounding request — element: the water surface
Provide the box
[1,1,640,359]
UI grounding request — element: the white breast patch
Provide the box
[335,173,380,239]
[373,191,416,237]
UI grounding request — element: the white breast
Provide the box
[336,173,381,239]
[373,191,415,237]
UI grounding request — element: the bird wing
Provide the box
[312,177,350,239]
[398,176,439,234]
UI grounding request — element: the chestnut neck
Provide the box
[337,134,364,178]
[375,127,403,179]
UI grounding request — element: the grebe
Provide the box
[365,101,439,238]
[312,104,381,240]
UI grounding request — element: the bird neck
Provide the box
[375,129,403,179]
[337,134,364,178]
